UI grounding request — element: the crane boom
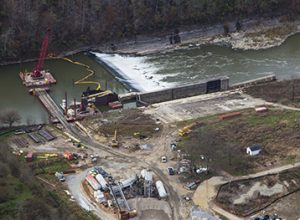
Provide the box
[32,29,50,78]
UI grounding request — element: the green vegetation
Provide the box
[33,160,70,175]
[0,176,32,219]
[1,0,300,62]
[179,108,300,176]
[0,142,96,220]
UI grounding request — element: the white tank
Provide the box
[121,176,137,189]
[94,190,106,203]
[141,169,153,182]
[155,180,167,199]
[95,174,108,190]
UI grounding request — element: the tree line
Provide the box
[0,0,299,62]
[0,143,96,219]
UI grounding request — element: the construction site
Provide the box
[6,28,300,220]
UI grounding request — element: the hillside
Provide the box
[0,141,95,220]
[1,0,299,62]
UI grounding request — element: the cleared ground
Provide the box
[216,168,300,217]
[245,79,300,108]
[178,107,300,176]
[83,109,161,137]
[256,190,300,219]
[144,91,265,123]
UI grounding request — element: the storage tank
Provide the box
[95,174,108,190]
[155,180,168,199]
[141,169,153,182]
[94,190,106,203]
[86,174,101,190]
[121,176,137,189]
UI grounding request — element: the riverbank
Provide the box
[103,16,300,55]
[1,16,300,66]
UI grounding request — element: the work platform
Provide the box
[36,89,73,125]
[19,71,56,87]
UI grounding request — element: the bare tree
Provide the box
[0,110,21,128]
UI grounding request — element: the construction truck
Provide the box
[111,130,119,147]
[178,122,199,136]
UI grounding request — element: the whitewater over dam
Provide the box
[1,34,300,124]
[92,34,300,92]
[91,52,174,92]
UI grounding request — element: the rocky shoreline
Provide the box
[108,17,300,55]
[1,17,299,66]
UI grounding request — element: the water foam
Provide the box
[91,52,173,92]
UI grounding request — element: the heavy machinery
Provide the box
[111,130,119,147]
[178,122,200,136]
[31,29,50,78]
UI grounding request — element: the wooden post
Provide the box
[74,98,77,119]
[65,92,68,115]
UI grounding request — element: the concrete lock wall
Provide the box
[230,74,276,89]
[138,88,173,104]
[172,83,207,99]
[138,77,229,104]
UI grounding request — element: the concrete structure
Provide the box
[121,176,137,189]
[231,74,276,89]
[120,76,229,105]
[246,144,262,156]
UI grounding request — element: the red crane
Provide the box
[31,29,50,78]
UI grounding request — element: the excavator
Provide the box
[111,129,119,147]
[178,122,201,136]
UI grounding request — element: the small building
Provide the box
[246,144,262,156]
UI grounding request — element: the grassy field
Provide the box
[0,176,32,220]
[85,108,162,138]
[178,107,300,176]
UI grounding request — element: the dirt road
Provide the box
[193,162,300,220]
[66,169,116,220]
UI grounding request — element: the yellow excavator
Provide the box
[178,122,200,136]
[111,130,119,147]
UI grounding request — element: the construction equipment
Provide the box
[37,153,58,159]
[32,29,50,78]
[111,130,119,147]
[178,122,199,136]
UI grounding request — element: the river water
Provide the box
[0,53,127,125]
[1,34,300,125]
[93,34,300,92]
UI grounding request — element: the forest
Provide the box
[0,0,299,62]
[0,142,95,220]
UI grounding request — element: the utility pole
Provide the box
[65,91,68,115]
[74,98,77,119]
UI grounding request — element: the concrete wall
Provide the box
[137,88,173,104]
[136,77,229,104]
[119,75,276,105]
[230,74,276,89]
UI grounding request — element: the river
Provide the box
[1,34,300,125]
[0,53,127,125]
[93,34,300,92]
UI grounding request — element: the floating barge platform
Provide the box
[19,71,56,87]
